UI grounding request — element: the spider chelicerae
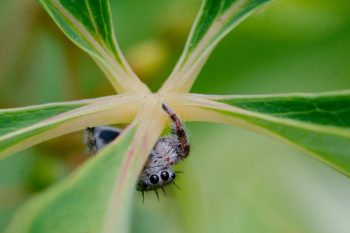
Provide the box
[84,104,190,200]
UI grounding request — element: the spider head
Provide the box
[137,169,176,191]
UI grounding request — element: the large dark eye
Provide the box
[171,173,176,179]
[160,171,169,181]
[149,174,159,184]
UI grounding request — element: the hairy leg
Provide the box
[162,103,190,158]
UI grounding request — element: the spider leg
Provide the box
[172,181,181,190]
[161,187,166,196]
[154,189,160,201]
[174,170,184,174]
[141,191,145,203]
[162,103,190,158]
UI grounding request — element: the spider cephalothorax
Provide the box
[84,104,190,199]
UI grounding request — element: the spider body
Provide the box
[85,126,121,154]
[84,104,190,195]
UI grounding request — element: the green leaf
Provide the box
[0,102,85,157]
[177,91,350,176]
[5,103,168,233]
[219,92,350,128]
[38,0,149,93]
[0,104,82,136]
[161,0,272,93]
[4,124,137,233]
[102,104,168,233]
[0,95,138,158]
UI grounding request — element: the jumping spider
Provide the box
[84,104,190,200]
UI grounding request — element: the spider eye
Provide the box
[142,181,148,189]
[160,171,169,181]
[171,173,176,179]
[149,174,159,184]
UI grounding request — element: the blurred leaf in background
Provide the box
[1,0,350,232]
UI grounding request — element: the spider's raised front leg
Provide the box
[162,103,190,158]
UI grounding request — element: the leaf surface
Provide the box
[5,124,137,233]
[5,103,167,233]
[38,0,149,93]
[0,104,83,136]
[102,103,167,233]
[174,91,350,175]
[161,0,272,93]
[0,95,138,158]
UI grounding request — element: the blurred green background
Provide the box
[1,0,350,232]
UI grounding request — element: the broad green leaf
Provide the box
[4,124,138,233]
[174,91,350,176]
[38,0,149,94]
[0,104,83,136]
[0,95,138,158]
[5,103,168,233]
[218,92,350,128]
[0,102,85,157]
[161,0,272,93]
[102,103,168,233]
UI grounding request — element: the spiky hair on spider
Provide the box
[84,103,190,200]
